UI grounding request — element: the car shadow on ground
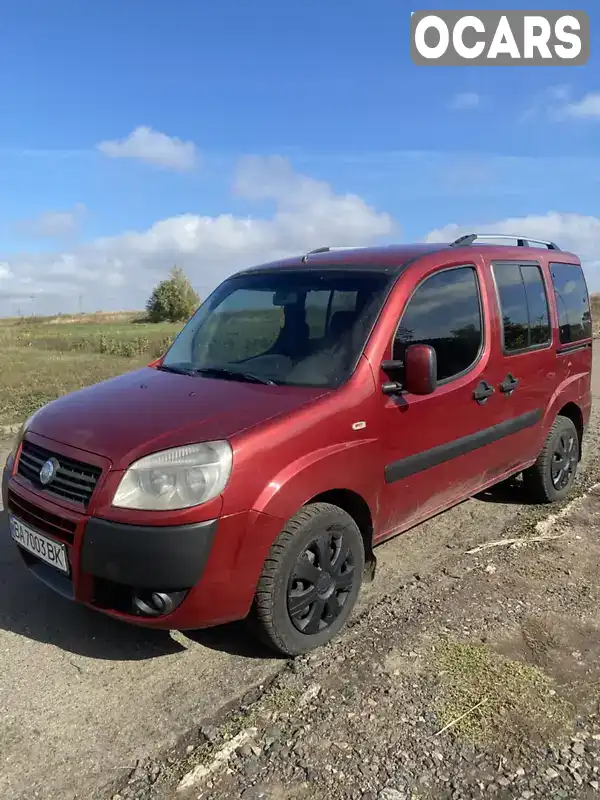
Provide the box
[186,622,282,660]
[474,475,534,505]
[0,511,277,662]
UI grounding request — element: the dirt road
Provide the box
[155,475,600,800]
[1,350,599,800]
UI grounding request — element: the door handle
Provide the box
[473,380,495,405]
[499,374,519,395]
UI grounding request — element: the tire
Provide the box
[522,415,580,504]
[251,502,365,657]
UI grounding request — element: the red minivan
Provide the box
[2,234,593,655]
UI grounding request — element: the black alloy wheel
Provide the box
[550,428,578,491]
[522,414,580,504]
[287,526,355,635]
[251,502,365,656]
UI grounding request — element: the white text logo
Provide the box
[410,11,590,65]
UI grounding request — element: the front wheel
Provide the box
[251,502,365,657]
[522,415,580,504]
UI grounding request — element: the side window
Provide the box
[522,265,551,345]
[305,290,359,340]
[393,266,483,383]
[304,290,330,338]
[492,262,551,352]
[549,262,592,344]
[330,290,358,314]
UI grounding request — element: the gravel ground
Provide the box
[108,419,600,800]
[3,353,600,800]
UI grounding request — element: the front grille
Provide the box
[17,439,102,507]
[7,489,77,545]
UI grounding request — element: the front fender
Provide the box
[230,437,380,604]
[252,437,380,520]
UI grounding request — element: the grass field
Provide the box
[1,295,599,429]
[0,312,183,426]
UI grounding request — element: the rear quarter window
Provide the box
[549,262,592,344]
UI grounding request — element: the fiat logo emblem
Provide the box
[39,457,59,486]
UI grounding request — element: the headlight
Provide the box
[112,441,233,511]
[8,413,36,462]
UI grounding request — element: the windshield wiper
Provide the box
[157,363,277,385]
[156,363,198,376]
[193,367,277,386]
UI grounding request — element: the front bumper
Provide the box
[81,516,216,589]
[81,516,218,618]
[3,459,282,630]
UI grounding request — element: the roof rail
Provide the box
[301,245,365,263]
[450,232,561,251]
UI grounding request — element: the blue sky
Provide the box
[0,0,599,315]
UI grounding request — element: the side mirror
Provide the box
[404,343,437,395]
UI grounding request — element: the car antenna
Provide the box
[301,247,331,263]
[301,245,366,263]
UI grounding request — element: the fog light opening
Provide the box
[132,589,187,617]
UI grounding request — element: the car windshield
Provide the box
[161,269,393,388]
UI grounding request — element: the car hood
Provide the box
[28,366,328,469]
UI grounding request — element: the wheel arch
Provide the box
[557,401,584,461]
[305,488,377,581]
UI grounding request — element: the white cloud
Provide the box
[524,85,600,122]
[0,156,396,315]
[449,92,481,110]
[424,212,600,287]
[558,91,600,120]
[0,262,13,281]
[14,202,87,239]
[4,153,599,318]
[97,126,199,171]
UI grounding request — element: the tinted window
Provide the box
[493,263,529,351]
[549,262,592,344]
[163,269,392,388]
[200,289,284,362]
[304,289,360,339]
[393,266,482,382]
[493,262,551,352]
[522,265,551,345]
[304,290,330,338]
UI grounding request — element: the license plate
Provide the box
[9,514,69,574]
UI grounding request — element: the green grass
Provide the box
[0,319,178,359]
[0,313,183,426]
[433,641,572,745]
[0,306,288,426]
[0,307,284,426]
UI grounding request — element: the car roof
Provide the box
[237,244,443,276]
[235,241,581,278]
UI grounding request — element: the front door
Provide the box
[376,260,519,539]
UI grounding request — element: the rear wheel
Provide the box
[251,502,365,656]
[522,415,580,504]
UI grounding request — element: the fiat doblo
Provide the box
[2,233,593,655]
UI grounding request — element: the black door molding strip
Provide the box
[385,408,542,484]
